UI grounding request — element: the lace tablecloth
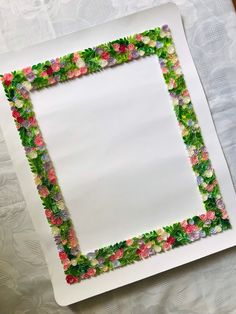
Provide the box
[0,0,236,313]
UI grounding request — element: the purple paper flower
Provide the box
[95,47,104,55]
[162,25,169,32]
[26,73,36,82]
[187,119,194,126]
[131,50,140,59]
[216,198,225,209]
[60,210,70,221]
[87,252,96,260]
[197,176,204,185]
[156,41,164,49]
[200,230,206,238]
[53,192,63,201]
[108,57,117,66]
[42,154,50,163]
[113,260,121,268]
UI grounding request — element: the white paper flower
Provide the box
[76,59,85,68]
[15,99,24,108]
[142,36,150,44]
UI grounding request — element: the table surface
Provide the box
[0,1,236,313]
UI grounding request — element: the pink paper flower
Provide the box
[202,152,209,161]
[41,71,48,77]
[74,69,81,77]
[48,168,57,184]
[162,242,171,251]
[205,180,217,192]
[23,67,32,75]
[63,258,71,270]
[73,52,80,62]
[128,53,133,60]
[161,67,168,74]
[184,224,198,234]
[51,63,60,72]
[136,34,143,41]
[67,70,74,79]
[126,239,133,246]
[80,67,88,74]
[199,214,207,222]
[183,89,190,97]
[45,208,53,218]
[221,209,229,219]
[38,186,49,198]
[128,43,135,51]
[48,77,56,85]
[112,43,120,52]
[22,92,29,99]
[190,156,198,165]
[110,248,124,261]
[34,134,44,146]
[181,220,188,228]
[2,73,13,86]
[87,268,96,277]
[115,249,124,259]
[69,229,77,248]
[206,210,215,220]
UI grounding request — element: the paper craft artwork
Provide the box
[1,25,231,285]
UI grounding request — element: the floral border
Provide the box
[1,25,231,285]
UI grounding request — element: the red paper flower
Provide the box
[50,216,63,226]
[119,44,127,53]
[59,251,68,260]
[17,117,24,124]
[12,110,20,119]
[136,243,150,258]
[66,275,79,284]
[46,67,53,75]
[101,51,110,60]
[28,116,37,126]
[167,236,175,245]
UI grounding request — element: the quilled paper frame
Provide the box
[1,25,231,285]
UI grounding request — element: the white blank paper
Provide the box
[32,56,203,252]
